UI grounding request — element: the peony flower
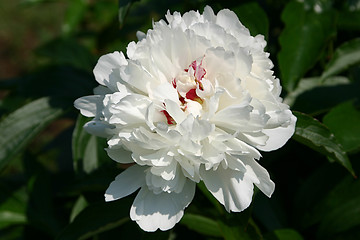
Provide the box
[74,6,296,232]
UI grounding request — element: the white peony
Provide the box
[74,6,296,232]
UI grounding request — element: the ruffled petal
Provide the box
[83,120,115,138]
[257,114,297,151]
[74,95,103,118]
[241,157,275,197]
[94,51,127,88]
[105,165,146,201]
[106,146,134,164]
[200,165,254,212]
[108,94,151,125]
[130,180,196,231]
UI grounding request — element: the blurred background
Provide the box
[0,0,360,239]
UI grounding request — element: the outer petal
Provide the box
[257,114,297,152]
[130,180,196,231]
[94,51,127,87]
[105,165,146,201]
[200,165,254,212]
[74,95,103,118]
[106,146,134,164]
[83,120,115,138]
[241,157,275,197]
[108,94,151,125]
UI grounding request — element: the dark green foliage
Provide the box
[0,0,359,239]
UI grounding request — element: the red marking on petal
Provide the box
[172,79,177,88]
[185,88,203,104]
[190,60,197,71]
[161,110,176,125]
[195,65,206,81]
[179,96,186,105]
[186,60,206,82]
[185,88,197,100]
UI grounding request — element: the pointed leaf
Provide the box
[323,101,360,153]
[278,1,335,91]
[180,213,222,237]
[70,195,88,222]
[322,38,360,79]
[0,97,67,171]
[72,114,100,174]
[292,111,355,176]
[284,76,350,106]
[0,187,27,228]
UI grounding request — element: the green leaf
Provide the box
[322,38,360,79]
[72,114,100,174]
[217,218,262,240]
[119,0,140,27]
[323,101,360,153]
[284,76,350,106]
[234,2,269,40]
[292,111,355,176]
[180,213,222,237]
[278,1,335,91]
[289,81,360,115]
[265,229,304,240]
[0,187,27,228]
[70,195,88,222]
[0,97,67,171]
[56,199,131,240]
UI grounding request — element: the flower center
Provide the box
[162,59,207,125]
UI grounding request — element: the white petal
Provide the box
[149,82,179,104]
[120,60,159,94]
[211,102,253,131]
[257,114,297,151]
[135,149,172,167]
[191,118,214,141]
[74,95,103,117]
[203,6,216,22]
[130,180,196,232]
[84,120,115,138]
[164,99,186,124]
[200,165,254,212]
[241,157,275,197]
[105,165,146,201]
[136,31,146,41]
[106,147,134,164]
[94,51,127,86]
[216,8,243,31]
[109,94,151,125]
[203,47,236,81]
[184,100,202,118]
